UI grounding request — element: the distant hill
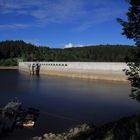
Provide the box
[0,40,134,66]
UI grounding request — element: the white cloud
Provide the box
[64,43,84,48]
[64,43,73,48]
[76,44,84,47]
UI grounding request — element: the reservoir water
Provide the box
[0,69,140,140]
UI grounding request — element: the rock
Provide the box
[64,136,68,140]
[81,123,90,131]
[33,123,91,140]
[33,137,42,140]
[73,127,80,135]
[69,128,74,133]
[55,134,64,140]
[43,133,49,139]
[49,133,56,139]
[33,114,140,140]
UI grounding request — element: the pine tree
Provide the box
[118,0,140,101]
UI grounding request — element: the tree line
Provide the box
[0,40,134,66]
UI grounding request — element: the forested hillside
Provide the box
[0,40,134,66]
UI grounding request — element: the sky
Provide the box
[0,0,134,48]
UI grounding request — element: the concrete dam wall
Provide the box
[18,62,129,81]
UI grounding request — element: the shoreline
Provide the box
[0,66,18,69]
[33,113,140,140]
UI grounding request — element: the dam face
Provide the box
[18,62,129,81]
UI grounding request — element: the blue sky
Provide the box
[0,0,134,48]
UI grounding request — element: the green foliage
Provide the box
[118,0,140,46]
[0,40,35,59]
[0,40,134,66]
[0,59,17,66]
[118,0,140,102]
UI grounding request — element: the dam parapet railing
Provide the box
[18,62,129,81]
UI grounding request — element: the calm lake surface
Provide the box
[0,69,140,140]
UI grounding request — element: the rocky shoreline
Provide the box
[33,113,140,140]
[33,123,90,140]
